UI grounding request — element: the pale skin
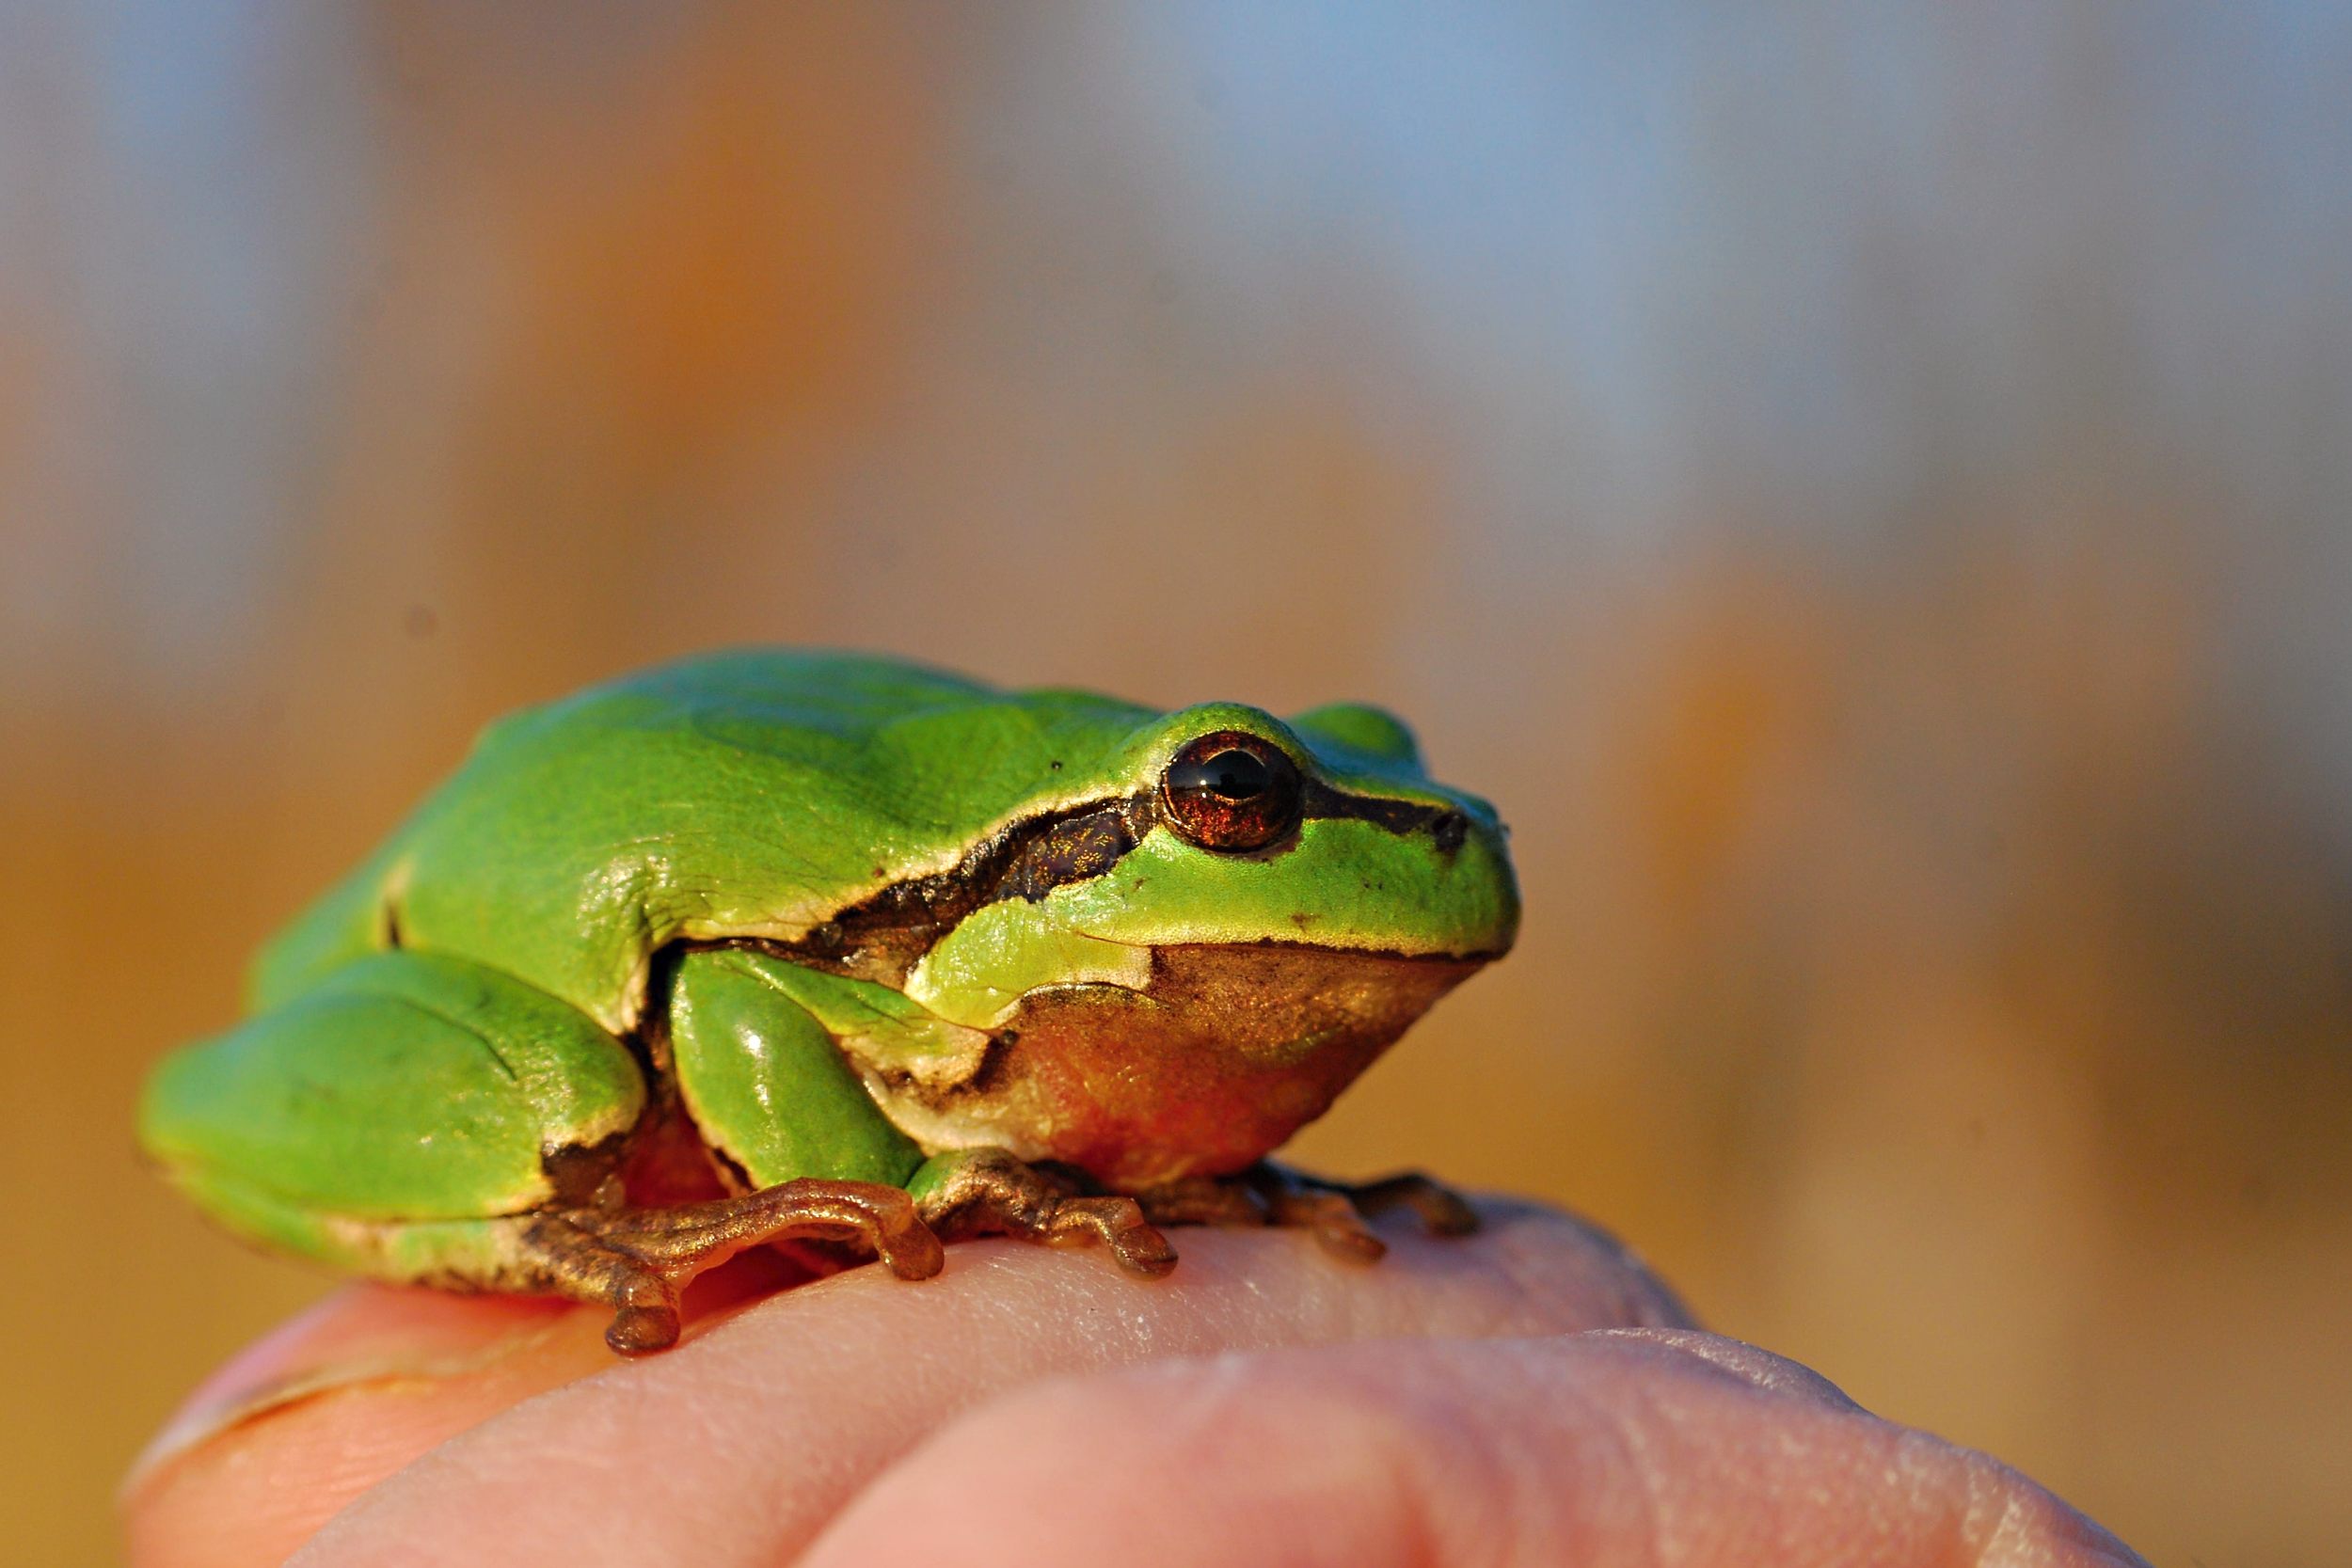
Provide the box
[123,1200,2148,1567]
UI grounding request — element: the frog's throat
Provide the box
[843,942,1487,1191]
[764,781,1473,991]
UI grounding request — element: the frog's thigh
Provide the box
[667,948,923,1190]
[140,950,646,1259]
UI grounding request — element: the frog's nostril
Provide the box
[1431,810,1469,854]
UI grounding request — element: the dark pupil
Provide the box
[1184,749,1268,800]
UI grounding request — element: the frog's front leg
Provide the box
[1137,1163,1480,1262]
[911,1149,1178,1277]
[672,948,1179,1278]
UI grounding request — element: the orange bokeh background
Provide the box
[5,8,2349,1562]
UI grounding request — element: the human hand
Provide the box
[123,1200,2145,1566]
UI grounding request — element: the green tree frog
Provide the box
[142,651,1518,1352]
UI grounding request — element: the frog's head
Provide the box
[885,699,1518,1188]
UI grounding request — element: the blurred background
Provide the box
[5,4,2349,1561]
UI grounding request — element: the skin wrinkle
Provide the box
[1585,1359,1675,1568]
[1144,1362,1432,1562]
[1398,1349,1570,1568]
[1790,1386,1950,1563]
[1328,1366,1461,1568]
[1418,1377,1518,1568]
[1950,1443,2133,1568]
[1341,1382,1454,1568]
[1201,1358,1446,1567]
[1974,1474,2037,1568]
[1430,1341,1659,1567]
[1887,1427,1970,1562]
[1895,1425,2019,1565]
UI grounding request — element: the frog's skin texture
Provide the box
[142,651,1518,1351]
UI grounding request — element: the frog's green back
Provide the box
[255,650,1157,1031]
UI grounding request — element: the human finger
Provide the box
[800,1328,2149,1568]
[125,1199,1681,1567]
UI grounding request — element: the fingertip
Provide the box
[123,1246,834,1566]
[123,1288,612,1568]
[127,1287,581,1493]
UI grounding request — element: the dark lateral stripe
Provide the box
[1298,780,1457,842]
[792,783,1466,963]
[994,801,1144,902]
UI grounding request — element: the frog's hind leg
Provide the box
[143,948,945,1353]
[1137,1163,1480,1263]
[523,1179,945,1353]
[165,1166,944,1354]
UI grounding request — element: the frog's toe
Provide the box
[1339,1171,1482,1238]
[872,1209,947,1280]
[1261,1183,1390,1263]
[1045,1195,1178,1277]
[1237,1162,1483,1261]
[607,1300,684,1355]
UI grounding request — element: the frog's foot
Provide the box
[913,1149,1179,1278]
[1140,1163,1479,1264]
[525,1179,946,1353]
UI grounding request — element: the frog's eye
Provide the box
[1160,731,1303,852]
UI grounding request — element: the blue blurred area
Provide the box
[9,5,2350,689]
